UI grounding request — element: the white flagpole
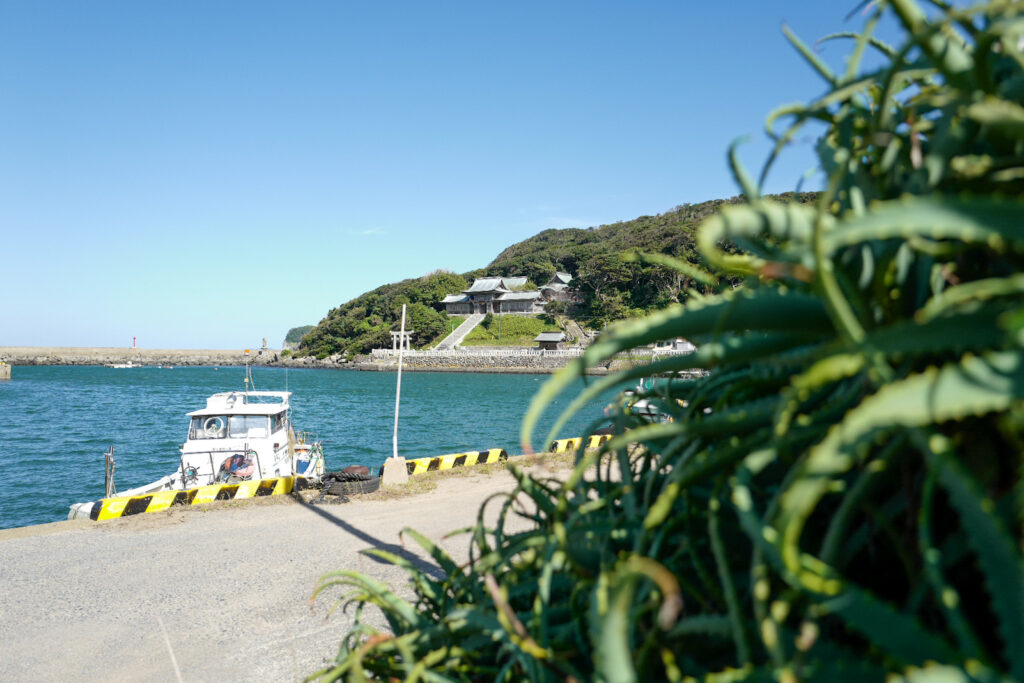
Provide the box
[392,304,406,461]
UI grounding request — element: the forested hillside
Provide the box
[298,193,813,358]
[483,194,808,324]
[299,270,468,359]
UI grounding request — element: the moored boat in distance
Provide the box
[68,390,325,520]
[106,361,141,368]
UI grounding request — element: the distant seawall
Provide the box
[0,347,650,374]
[0,347,287,367]
[355,354,605,375]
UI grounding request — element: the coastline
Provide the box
[0,346,616,374]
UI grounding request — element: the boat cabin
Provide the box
[187,392,289,439]
[182,392,295,481]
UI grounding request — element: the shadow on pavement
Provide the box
[293,493,446,580]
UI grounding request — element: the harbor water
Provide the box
[0,365,619,529]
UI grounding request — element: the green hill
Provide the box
[298,193,813,359]
[299,270,468,360]
[283,325,314,347]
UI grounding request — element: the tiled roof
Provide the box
[463,277,510,294]
[497,291,540,301]
[442,294,470,303]
[534,332,566,342]
[552,271,573,284]
[502,276,529,288]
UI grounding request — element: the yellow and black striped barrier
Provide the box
[87,476,314,521]
[405,448,509,476]
[548,434,612,453]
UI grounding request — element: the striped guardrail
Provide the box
[86,476,314,521]
[548,434,612,453]
[403,435,613,477]
[405,448,509,476]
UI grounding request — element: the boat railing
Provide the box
[182,447,263,485]
[293,430,318,447]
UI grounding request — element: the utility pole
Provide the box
[382,305,410,486]
[393,304,406,460]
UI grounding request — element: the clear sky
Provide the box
[0,1,902,349]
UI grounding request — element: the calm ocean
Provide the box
[0,365,616,529]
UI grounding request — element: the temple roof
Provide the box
[497,291,540,301]
[442,294,470,303]
[502,276,529,288]
[463,277,511,294]
[535,332,566,342]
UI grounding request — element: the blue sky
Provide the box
[1,1,903,348]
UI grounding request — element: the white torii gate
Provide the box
[390,329,414,351]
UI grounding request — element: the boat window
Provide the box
[228,415,269,439]
[271,413,285,433]
[190,416,227,439]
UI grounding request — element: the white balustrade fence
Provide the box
[369,347,694,359]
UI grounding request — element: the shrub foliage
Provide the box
[312,2,1024,680]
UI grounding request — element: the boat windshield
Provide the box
[190,415,270,439]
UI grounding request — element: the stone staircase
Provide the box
[434,313,486,349]
[562,319,591,346]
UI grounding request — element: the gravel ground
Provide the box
[0,469,541,682]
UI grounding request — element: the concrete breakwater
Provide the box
[0,346,296,367]
[0,346,665,374]
[0,345,583,372]
[358,351,607,374]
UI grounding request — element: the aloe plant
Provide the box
[311,2,1024,680]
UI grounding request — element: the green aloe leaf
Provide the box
[820,584,958,667]
[623,250,720,287]
[541,331,813,449]
[522,289,832,451]
[400,527,461,576]
[929,446,1024,679]
[696,200,820,274]
[822,196,1024,254]
[776,350,1024,590]
[965,97,1024,136]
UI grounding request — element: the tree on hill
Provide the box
[298,270,467,359]
[283,325,314,347]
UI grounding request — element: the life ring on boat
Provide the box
[204,416,225,436]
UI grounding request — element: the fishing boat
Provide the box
[622,377,694,423]
[68,389,325,519]
[106,361,141,368]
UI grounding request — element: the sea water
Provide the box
[0,365,619,529]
